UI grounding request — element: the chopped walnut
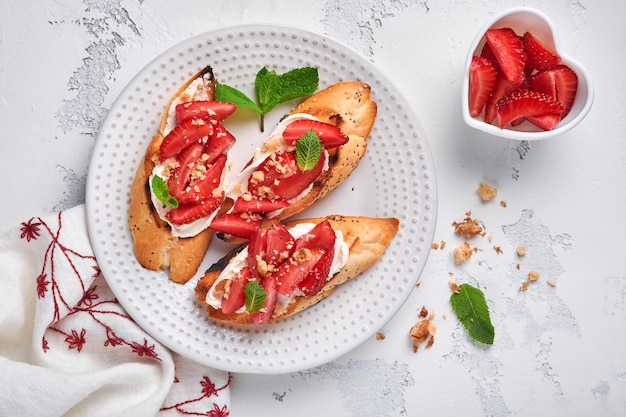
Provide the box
[376,332,386,340]
[410,319,437,351]
[477,181,498,201]
[448,280,460,293]
[419,306,429,317]
[493,245,503,254]
[500,200,507,208]
[454,242,473,265]
[516,246,527,256]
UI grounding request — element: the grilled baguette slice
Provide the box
[128,66,221,283]
[195,215,399,324]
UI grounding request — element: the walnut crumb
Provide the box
[376,332,386,340]
[409,319,437,351]
[448,280,460,293]
[419,306,429,317]
[500,200,507,208]
[516,246,527,256]
[546,278,557,287]
[494,245,503,254]
[477,181,498,201]
[528,271,540,281]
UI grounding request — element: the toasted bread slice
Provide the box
[128,66,220,283]
[195,215,399,324]
[216,81,377,243]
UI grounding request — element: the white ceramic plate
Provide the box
[86,24,437,374]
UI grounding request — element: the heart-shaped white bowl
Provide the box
[462,7,594,140]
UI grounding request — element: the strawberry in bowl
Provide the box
[463,7,593,140]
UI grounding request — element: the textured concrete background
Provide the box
[2,0,625,416]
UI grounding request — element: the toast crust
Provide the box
[195,215,399,324]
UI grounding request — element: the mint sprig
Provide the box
[215,66,319,131]
[151,175,178,208]
[244,280,266,313]
[295,129,323,171]
[450,283,494,344]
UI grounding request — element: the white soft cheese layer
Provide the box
[225,113,329,218]
[205,222,350,313]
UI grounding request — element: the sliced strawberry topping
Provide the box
[203,122,236,165]
[282,119,349,148]
[248,151,299,197]
[175,100,237,123]
[249,275,278,324]
[485,28,526,88]
[166,197,221,225]
[176,154,227,205]
[469,56,497,118]
[265,223,296,266]
[220,266,253,315]
[210,212,261,239]
[529,65,578,117]
[167,142,205,198]
[247,228,267,279]
[295,220,336,252]
[495,90,564,128]
[270,151,326,200]
[298,248,334,296]
[159,118,214,161]
[523,32,560,72]
[272,247,326,296]
[232,196,289,214]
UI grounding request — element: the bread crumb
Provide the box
[516,246,527,256]
[376,332,386,340]
[452,213,483,237]
[477,181,498,201]
[454,241,474,265]
[546,278,557,287]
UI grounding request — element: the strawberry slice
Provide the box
[167,142,205,198]
[249,275,278,324]
[160,118,214,161]
[527,113,562,131]
[175,101,237,123]
[523,32,560,72]
[248,151,299,197]
[529,65,578,117]
[495,90,564,128]
[298,247,335,296]
[282,119,349,148]
[176,154,227,204]
[247,228,267,279]
[273,247,326,296]
[295,220,336,252]
[220,266,253,315]
[485,28,526,88]
[203,122,236,165]
[265,223,296,266]
[270,151,326,200]
[232,196,289,214]
[469,56,497,118]
[210,212,261,239]
[166,196,221,225]
[484,74,517,124]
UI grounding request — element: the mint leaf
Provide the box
[215,83,262,113]
[255,67,280,110]
[214,66,319,132]
[266,67,319,109]
[151,175,178,208]
[450,283,494,344]
[295,129,323,171]
[244,280,266,313]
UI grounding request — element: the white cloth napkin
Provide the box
[0,205,230,417]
